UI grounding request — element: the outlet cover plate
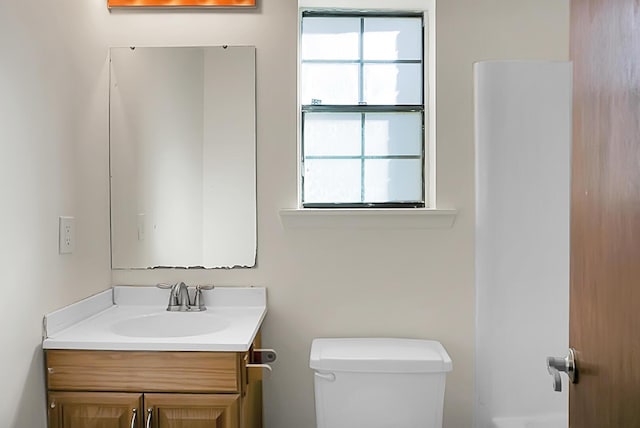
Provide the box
[59,216,75,254]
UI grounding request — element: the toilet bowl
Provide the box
[309,338,452,428]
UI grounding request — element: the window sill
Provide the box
[279,208,457,229]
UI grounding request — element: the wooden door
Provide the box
[48,392,142,428]
[144,393,239,428]
[570,0,640,426]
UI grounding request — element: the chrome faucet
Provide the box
[156,282,214,312]
[168,282,190,311]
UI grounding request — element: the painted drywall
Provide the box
[0,0,569,427]
[0,1,112,426]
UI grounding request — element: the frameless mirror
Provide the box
[109,46,256,269]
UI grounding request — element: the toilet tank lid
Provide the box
[309,338,452,373]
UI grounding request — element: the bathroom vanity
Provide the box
[42,286,269,428]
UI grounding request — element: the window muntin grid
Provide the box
[301,12,425,208]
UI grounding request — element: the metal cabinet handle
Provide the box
[145,408,153,428]
[130,409,137,428]
[546,348,577,392]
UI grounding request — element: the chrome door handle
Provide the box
[547,348,577,392]
[130,409,137,428]
[146,408,153,428]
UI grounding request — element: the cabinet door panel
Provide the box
[158,408,224,427]
[145,393,239,428]
[48,392,142,428]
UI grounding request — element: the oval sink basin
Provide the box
[111,312,230,338]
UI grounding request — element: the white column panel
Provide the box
[475,61,571,427]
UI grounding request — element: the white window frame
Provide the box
[296,0,436,209]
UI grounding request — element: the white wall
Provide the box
[0,1,569,427]
[475,61,571,427]
[0,1,112,427]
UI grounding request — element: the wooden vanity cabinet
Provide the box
[45,336,263,428]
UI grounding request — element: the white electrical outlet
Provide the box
[59,216,75,254]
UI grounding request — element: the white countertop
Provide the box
[42,286,267,352]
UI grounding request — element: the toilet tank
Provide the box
[310,338,452,428]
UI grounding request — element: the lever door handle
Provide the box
[546,348,577,392]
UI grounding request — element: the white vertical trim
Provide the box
[296,6,303,208]
[296,0,436,208]
[426,5,436,207]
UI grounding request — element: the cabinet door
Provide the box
[48,392,143,428]
[144,393,239,428]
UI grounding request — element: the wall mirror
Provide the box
[109,46,256,269]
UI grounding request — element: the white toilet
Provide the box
[310,338,452,428]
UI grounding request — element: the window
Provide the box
[300,11,426,208]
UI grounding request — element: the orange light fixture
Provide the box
[108,0,255,7]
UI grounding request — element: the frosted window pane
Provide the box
[364,113,422,156]
[364,159,422,202]
[301,63,359,105]
[363,64,422,105]
[304,113,362,156]
[302,18,360,60]
[363,18,422,60]
[304,159,361,203]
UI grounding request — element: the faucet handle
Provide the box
[191,285,213,311]
[155,283,173,289]
[193,287,203,310]
[157,283,180,307]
